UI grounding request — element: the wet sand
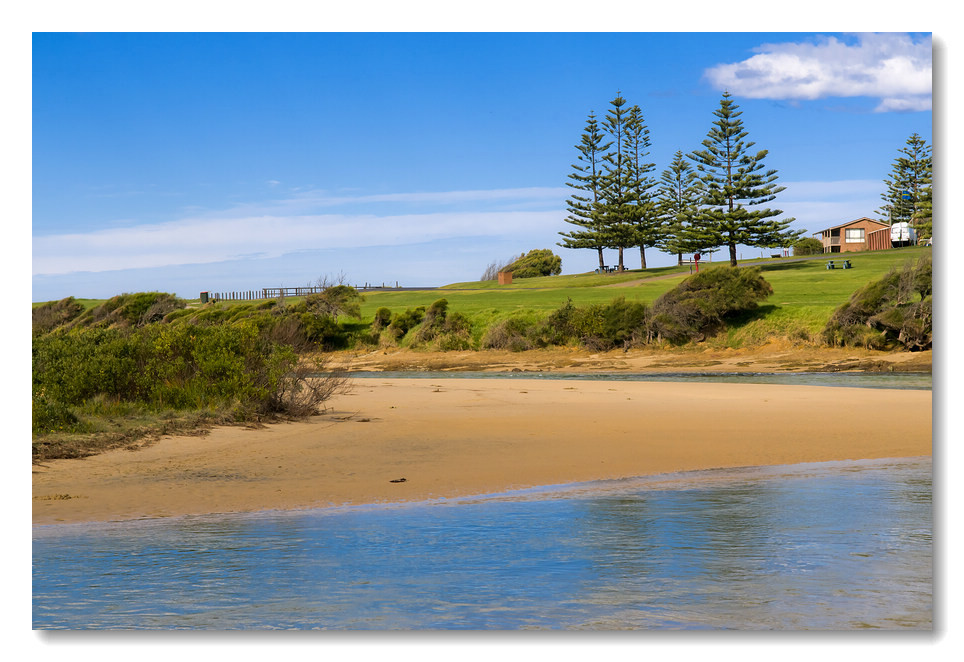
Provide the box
[33,377,932,526]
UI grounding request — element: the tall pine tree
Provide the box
[656,150,712,265]
[625,104,660,269]
[878,132,932,238]
[599,93,637,271]
[558,111,611,269]
[688,92,800,266]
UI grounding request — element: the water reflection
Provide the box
[33,458,932,630]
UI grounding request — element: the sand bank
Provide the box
[333,345,932,375]
[33,378,932,526]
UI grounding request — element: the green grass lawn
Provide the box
[362,247,929,314]
[356,246,931,347]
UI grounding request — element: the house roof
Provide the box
[817,217,890,233]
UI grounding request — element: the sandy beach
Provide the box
[33,372,932,526]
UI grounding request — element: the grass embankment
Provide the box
[32,247,931,460]
[354,247,931,349]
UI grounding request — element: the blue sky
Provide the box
[31,31,934,301]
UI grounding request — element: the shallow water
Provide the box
[33,457,932,630]
[348,370,932,390]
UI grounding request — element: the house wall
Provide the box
[868,227,892,251]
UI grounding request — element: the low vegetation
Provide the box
[822,255,932,351]
[32,292,352,461]
[792,237,824,256]
[32,246,932,460]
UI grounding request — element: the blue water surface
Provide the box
[33,457,932,630]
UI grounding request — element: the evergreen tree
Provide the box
[558,111,611,269]
[878,133,932,238]
[599,93,637,271]
[625,104,660,269]
[688,92,800,266]
[656,150,712,265]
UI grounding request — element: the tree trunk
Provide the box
[597,248,605,270]
[728,243,738,267]
[617,247,625,271]
[677,252,683,266]
[639,246,647,270]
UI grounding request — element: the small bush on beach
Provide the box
[32,321,352,458]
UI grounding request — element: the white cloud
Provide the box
[32,204,565,276]
[704,33,931,112]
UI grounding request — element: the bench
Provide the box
[826,260,853,270]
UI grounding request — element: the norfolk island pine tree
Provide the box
[599,93,639,272]
[688,92,801,266]
[877,132,932,239]
[558,111,611,271]
[657,150,717,265]
[625,104,661,269]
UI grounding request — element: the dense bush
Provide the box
[793,237,824,256]
[411,299,472,350]
[647,267,773,344]
[69,292,186,329]
[32,297,85,335]
[481,314,539,351]
[385,306,426,341]
[304,285,363,321]
[32,322,349,438]
[822,256,932,351]
[506,249,563,278]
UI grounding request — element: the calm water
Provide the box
[349,370,932,390]
[33,457,932,630]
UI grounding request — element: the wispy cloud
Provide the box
[32,187,567,276]
[704,33,931,112]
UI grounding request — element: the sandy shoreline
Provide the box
[33,375,932,526]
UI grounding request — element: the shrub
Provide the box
[532,298,579,347]
[793,237,824,256]
[481,315,538,351]
[822,256,932,351]
[371,307,393,332]
[32,394,86,435]
[647,267,773,344]
[305,285,363,322]
[412,299,472,349]
[505,249,563,278]
[69,292,185,329]
[387,306,426,340]
[32,297,85,335]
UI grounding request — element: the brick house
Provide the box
[814,217,891,254]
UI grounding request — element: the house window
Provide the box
[845,228,865,243]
